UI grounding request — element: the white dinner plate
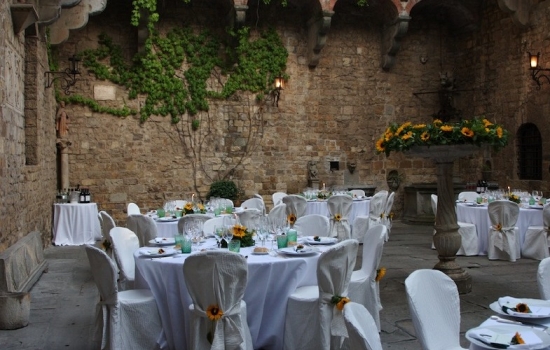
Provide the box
[304,236,338,245]
[466,324,550,349]
[156,217,178,222]
[490,299,550,319]
[148,237,176,246]
[278,247,318,256]
[139,248,178,257]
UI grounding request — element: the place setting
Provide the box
[467,297,550,349]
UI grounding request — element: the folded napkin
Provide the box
[499,297,550,317]
[469,328,542,349]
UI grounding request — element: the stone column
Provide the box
[407,144,478,294]
[56,139,71,190]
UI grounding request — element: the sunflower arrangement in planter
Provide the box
[375,117,509,156]
[231,224,255,247]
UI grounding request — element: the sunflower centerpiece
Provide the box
[375,117,509,156]
[231,224,255,247]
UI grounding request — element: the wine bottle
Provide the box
[85,188,91,203]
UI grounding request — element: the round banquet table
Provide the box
[52,203,102,245]
[134,239,327,350]
[153,217,179,237]
[305,198,370,224]
[456,203,544,255]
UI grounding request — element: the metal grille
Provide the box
[517,123,542,180]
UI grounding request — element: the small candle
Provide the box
[507,186,510,194]
[192,193,195,202]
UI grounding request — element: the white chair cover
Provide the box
[177,214,211,235]
[458,191,479,202]
[126,214,158,247]
[349,189,366,198]
[405,269,467,350]
[272,192,288,207]
[294,214,330,237]
[109,227,139,291]
[99,211,116,258]
[219,198,234,208]
[127,202,140,215]
[203,216,236,237]
[282,195,308,221]
[367,191,388,232]
[183,251,253,350]
[174,199,187,209]
[431,194,479,256]
[235,208,262,229]
[283,239,359,350]
[327,195,353,241]
[268,203,287,226]
[381,192,395,239]
[537,257,550,299]
[348,224,387,332]
[84,245,162,350]
[343,302,383,350]
[241,198,265,215]
[487,201,520,262]
[522,204,550,260]
[351,216,369,242]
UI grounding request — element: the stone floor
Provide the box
[0,221,544,349]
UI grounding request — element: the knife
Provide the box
[491,315,549,330]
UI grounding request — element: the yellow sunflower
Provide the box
[232,224,247,238]
[401,131,413,140]
[483,118,493,127]
[496,126,503,138]
[198,203,205,211]
[287,213,297,225]
[206,304,223,321]
[376,138,385,152]
[433,119,443,125]
[420,131,430,141]
[334,213,342,222]
[384,131,393,141]
[440,125,453,132]
[376,267,387,282]
[336,297,350,311]
[184,203,194,211]
[461,127,474,137]
[413,123,426,129]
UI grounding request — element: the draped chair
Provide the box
[241,198,265,214]
[283,240,359,350]
[366,191,388,232]
[126,214,157,247]
[127,202,140,215]
[522,204,550,260]
[109,227,140,291]
[282,195,307,222]
[327,195,353,241]
[458,191,479,202]
[294,214,330,237]
[349,189,366,198]
[183,250,253,350]
[236,208,262,229]
[268,203,287,226]
[347,224,387,332]
[98,211,116,258]
[343,302,383,350]
[405,269,467,350]
[203,216,236,237]
[381,192,395,239]
[487,200,521,262]
[177,213,210,236]
[351,216,369,242]
[272,192,288,207]
[537,257,550,300]
[85,245,162,350]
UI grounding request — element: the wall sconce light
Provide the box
[45,54,81,95]
[271,76,284,106]
[528,52,550,89]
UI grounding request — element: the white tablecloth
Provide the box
[134,240,324,350]
[469,316,550,349]
[456,203,544,255]
[305,199,370,224]
[52,203,101,245]
[154,218,179,237]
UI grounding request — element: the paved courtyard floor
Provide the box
[0,221,544,349]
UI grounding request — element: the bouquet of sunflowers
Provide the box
[508,193,521,204]
[231,224,255,247]
[375,117,509,156]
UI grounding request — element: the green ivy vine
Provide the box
[79,26,288,123]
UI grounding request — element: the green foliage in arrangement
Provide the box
[206,180,239,201]
[78,26,288,123]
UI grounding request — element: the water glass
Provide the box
[277,234,288,249]
[181,235,192,254]
[287,229,298,246]
[228,239,241,252]
[174,234,184,252]
[157,208,165,218]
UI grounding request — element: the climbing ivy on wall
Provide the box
[76,26,287,123]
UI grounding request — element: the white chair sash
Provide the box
[190,301,245,349]
[327,195,353,240]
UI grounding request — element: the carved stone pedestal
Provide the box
[406,144,479,294]
[308,179,319,190]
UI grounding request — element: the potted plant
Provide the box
[206,180,239,202]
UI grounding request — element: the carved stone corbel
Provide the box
[10,4,39,34]
[307,10,333,68]
[497,0,535,27]
[381,14,411,71]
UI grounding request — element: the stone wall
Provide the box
[0,2,57,252]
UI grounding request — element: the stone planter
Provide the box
[406,144,480,294]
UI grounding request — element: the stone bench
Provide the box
[0,231,48,329]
